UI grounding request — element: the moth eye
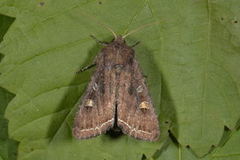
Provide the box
[136,85,143,93]
[85,99,95,107]
[139,101,150,110]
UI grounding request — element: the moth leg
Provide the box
[130,41,140,48]
[76,63,96,73]
[90,35,109,46]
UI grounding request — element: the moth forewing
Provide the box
[72,52,115,139]
[73,36,160,141]
[117,58,160,141]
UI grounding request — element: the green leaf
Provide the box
[152,0,240,156]
[156,129,240,160]
[212,129,240,160]
[0,13,18,160]
[0,0,18,18]
[0,0,165,159]
[0,13,15,62]
[0,87,18,160]
[0,0,240,159]
[0,14,14,42]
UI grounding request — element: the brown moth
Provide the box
[73,27,160,141]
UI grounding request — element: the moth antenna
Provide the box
[122,21,159,39]
[79,11,117,39]
[91,19,117,39]
[102,24,117,39]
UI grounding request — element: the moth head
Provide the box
[114,36,125,44]
[98,22,159,42]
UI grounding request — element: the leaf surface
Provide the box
[0,0,240,159]
[157,129,240,160]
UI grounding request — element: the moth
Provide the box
[73,28,160,141]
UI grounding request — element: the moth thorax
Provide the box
[139,101,150,110]
[85,99,95,107]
